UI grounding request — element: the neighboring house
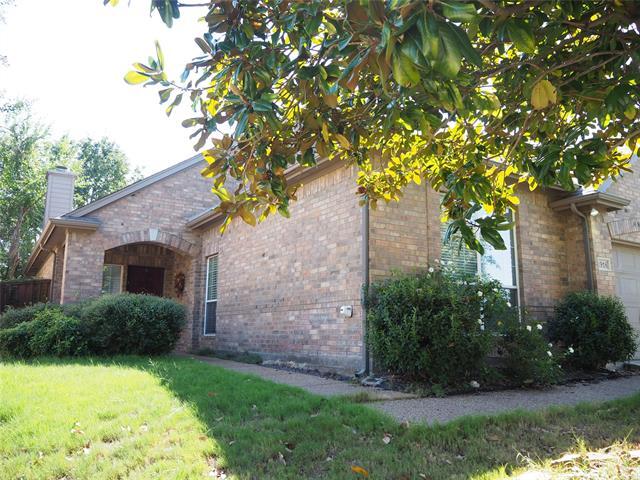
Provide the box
[26,155,640,370]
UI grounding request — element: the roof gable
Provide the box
[65,154,204,218]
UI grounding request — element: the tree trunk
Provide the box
[6,207,26,280]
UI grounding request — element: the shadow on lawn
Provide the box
[12,356,640,479]
[140,356,640,479]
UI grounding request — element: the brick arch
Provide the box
[107,229,197,256]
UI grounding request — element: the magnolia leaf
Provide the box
[506,20,536,54]
[351,465,369,477]
[323,94,338,108]
[334,133,351,149]
[124,70,149,85]
[441,1,477,22]
[531,80,557,110]
[437,28,462,78]
[155,41,164,69]
[237,206,256,226]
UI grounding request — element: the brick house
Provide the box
[26,155,640,370]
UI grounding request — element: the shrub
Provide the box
[549,291,637,370]
[497,316,561,386]
[81,293,186,355]
[0,303,60,329]
[0,322,33,358]
[28,309,88,357]
[365,269,509,386]
[0,294,185,358]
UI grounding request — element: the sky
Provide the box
[0,0,206,175]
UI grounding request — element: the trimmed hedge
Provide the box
[0,294,185,358]
[549,291,637,370]
[365,270,507,385]
[365,269,566,387]
[0,303,59,329]
[82,294,186,355]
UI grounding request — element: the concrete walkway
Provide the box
[187,355,414,400]
[187,355,640,424]
[373,375,640,424]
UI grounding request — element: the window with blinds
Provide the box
[204,254,218,335]
[440,211,519,306]
[101,264,123,295]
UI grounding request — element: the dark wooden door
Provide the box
[126,266,165,297]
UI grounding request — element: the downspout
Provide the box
[570,203,595,291]
[359,198,370,376]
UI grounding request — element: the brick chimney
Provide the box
[44,165,76,224]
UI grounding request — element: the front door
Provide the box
[612,244,640,359]
[126,265,165,297]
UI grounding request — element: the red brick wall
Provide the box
[197,165,365,371]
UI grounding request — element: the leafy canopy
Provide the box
[116,0,640,251]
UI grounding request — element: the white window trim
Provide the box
[203,254,218,337]
[102,264,123,295]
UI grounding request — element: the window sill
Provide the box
[203,333,217,337]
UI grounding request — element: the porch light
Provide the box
[590,207,600,217]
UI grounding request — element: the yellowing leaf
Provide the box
[323,94,338,108]
[321,122,330,142]
[351,465,369,477]
[507,195,520,205]
[531,80,557,110]
[482,203,494,215]
[334,133,351,149]
[237,206,256,226]
[124,70,148,85]
[624,104,636,120]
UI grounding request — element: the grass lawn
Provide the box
[1,356,639,479]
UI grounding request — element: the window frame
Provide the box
[101,264,123,295]
[203,254,218,336]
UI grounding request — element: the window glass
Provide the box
[440,208,518,304]
[204,255,218,335]
[101,264,122,295]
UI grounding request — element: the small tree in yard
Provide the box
[112,0,639,253]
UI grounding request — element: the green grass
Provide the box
[0,356,638,479]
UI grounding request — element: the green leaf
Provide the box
[442,23,481,67]
[437,28,462,78]
[441,1,477,22]
[234,110,249,138]
[252,99,274,112]
[155,41,164,69]
[417,14,440,60]
[124,70,149,85]
[506,19,535,54]
[158,88,172,103]
[392,52,420,87]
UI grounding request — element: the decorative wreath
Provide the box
[174,272,186,298]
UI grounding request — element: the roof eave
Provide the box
[187,157,348,231]
[549,192,630,212]
[25,217,100,276]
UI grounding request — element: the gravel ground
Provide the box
[186,355,640,424]
[372,375,640,424]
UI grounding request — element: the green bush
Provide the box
[0,303,60,329]
[27,309,88,357]
[0,322,33,358]
[365,269,508,385]
[0,294,185,358]
[549,291,638,370]
[81,294,186,355]
[497,316,561,386]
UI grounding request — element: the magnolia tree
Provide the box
[111,0,640,251]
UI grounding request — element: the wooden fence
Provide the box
[0,278,51,312]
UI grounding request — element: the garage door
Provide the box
[612,244,640,359]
